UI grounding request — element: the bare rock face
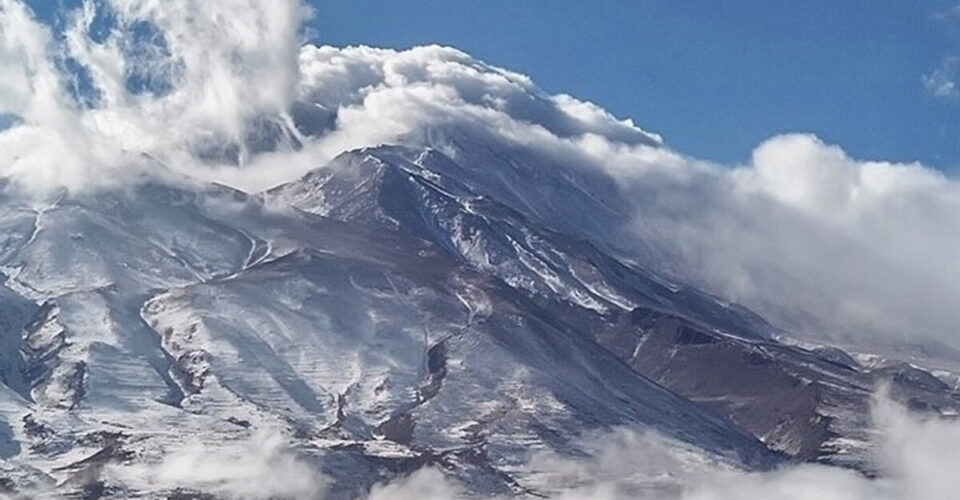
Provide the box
[595,307,851,461]
[20,302,88,410]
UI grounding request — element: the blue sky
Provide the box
[25,0,960,172]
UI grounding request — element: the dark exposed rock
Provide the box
[875,363,951,393]
[166,488,220,500]
[810,346,860,371]
[596,306,867,462]
[225,417,251,428]
[23,414,54,440]
[375,414,416,445]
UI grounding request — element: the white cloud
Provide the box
[108,428,328,499]
[366,467,469,500]
[924,56,960,99]
[0,0,309,193]
[927,4,960,100]
[629,133,960,347]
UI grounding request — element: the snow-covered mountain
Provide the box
[0,134,955,498]
[2,1,960,495]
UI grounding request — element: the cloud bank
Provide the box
[286,44,960,349]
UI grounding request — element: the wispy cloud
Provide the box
[924,56,960,99]
[925,4,960,100]
[366,393,960,500]
[108,427,328,499]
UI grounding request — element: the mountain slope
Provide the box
[0,142,953,498]
[0,170,782,498]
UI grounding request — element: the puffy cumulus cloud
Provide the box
[295,44,661,147]
[633,134,960,348]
